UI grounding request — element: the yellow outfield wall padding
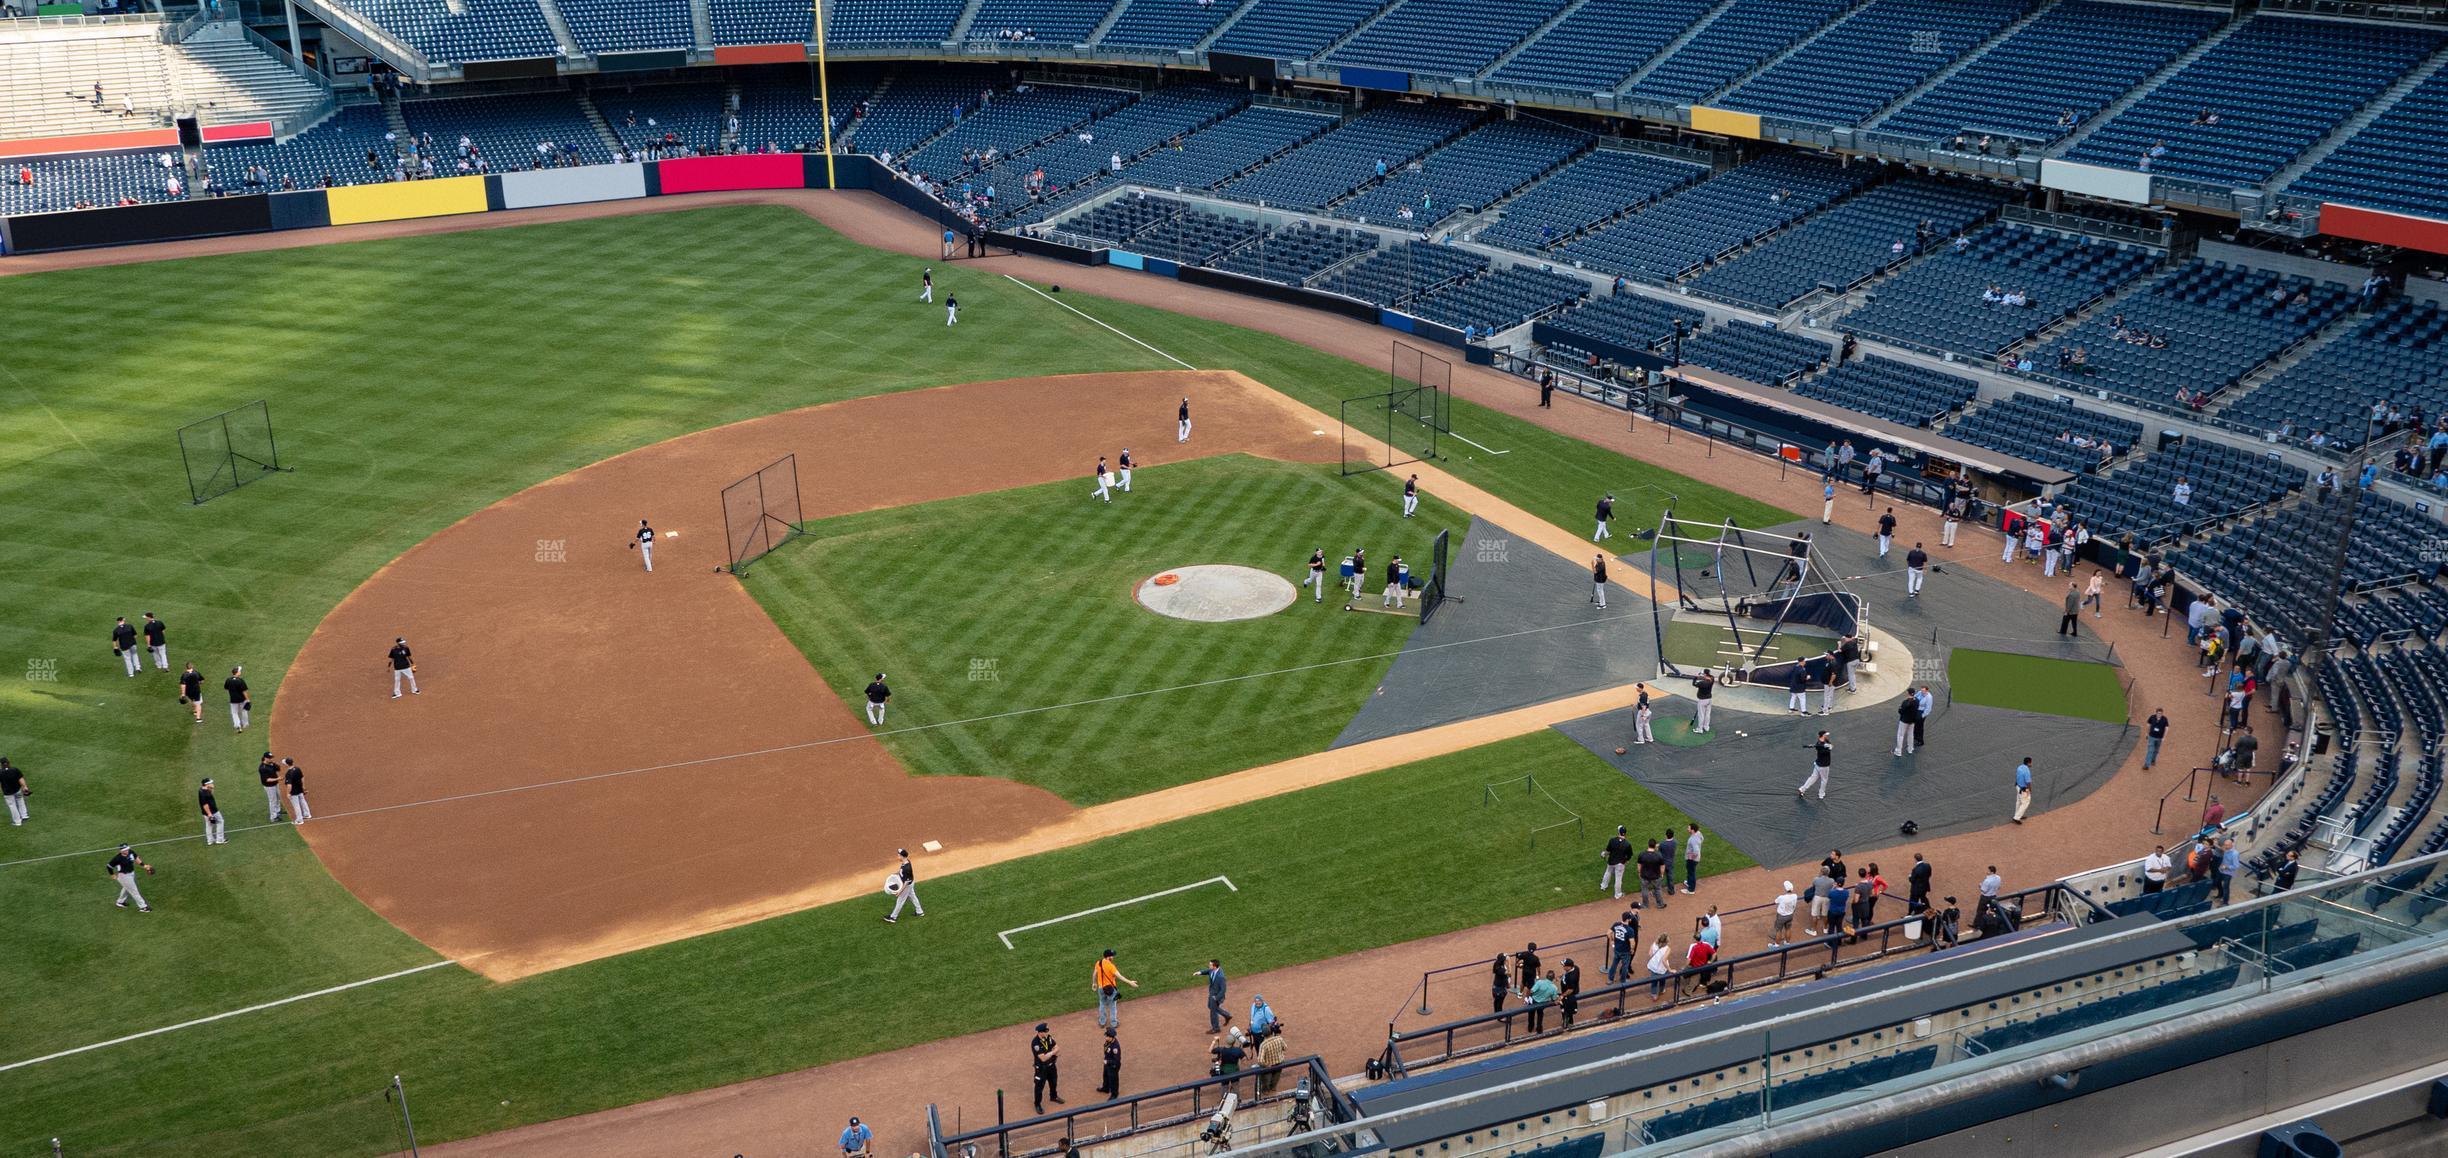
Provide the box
[1689,107,1762,140]
[325,176,491,226]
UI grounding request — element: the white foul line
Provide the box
[1002,274,1197,370]
[0,959,459,1074]
[998,876,1238,949]
[1453,433,1509,456]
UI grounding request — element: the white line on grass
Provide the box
[1453,433,1509,456]
[1002,274,1196,370]
[0,959,459,1074]
[1,612,1664,872]
[997,876,1237,949]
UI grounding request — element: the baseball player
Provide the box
[1690,670,1716,733]
[1876,508,1896,557]
[1382,555,1408,608]
[141,612,168,670]
[1401,474,1419,518]
[1906,542,1929,596]
[1798,731,1834,800]
[919,267,933,303]
[107,844,153,911]
[632,519,655,571]
[1633,688,1655,744]
[1591,555,1609,609]
[1593,494,1614,541]
[224,665,252,731]
[864,673,891,726]
[258,752,285,821]
[178,662,205,724]
[1348,547,1368,600]
[1303,548,1326,603]
[284,758,311,824]
[1,757,29,826]
[388,637,419,698]
[1176,396,1192,443]
[198,777,227,845]
[885,847,923,922]
[1092,456,1113,504]
[1117,448,1133,492]
[112,616,140,677]
[945,293,958,326]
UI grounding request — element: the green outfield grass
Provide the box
[0,202,1784,1153]
[747,455,1466,803]
[1946,648,2131,723]
[3,730,1747,1153]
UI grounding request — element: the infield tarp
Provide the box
[500,163,650,210]
[1333,516,1659,748]
[325,176,490,225]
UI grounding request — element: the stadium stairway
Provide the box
[572,90,622,155]
[719,80,742,149]
[1995,246,2179,367]
[1083,0,1133,46]
[1860,0,2061,131]
[533,0,589,65]
[1189,0,1267,52]
[2048,11,2246,159]
[946,0,988,46]
[1309,0,1407,64]
[1613,0,1744,95]
[2265,36,2448,199]
[1687,0,1874,108]
[2200,307,2371,424]
[689,0,716,56]
[1471,0,1596,80]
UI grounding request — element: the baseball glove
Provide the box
[145,865,155,876]
[178,695,190,705]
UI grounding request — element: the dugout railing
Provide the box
[926,1055,1356,1158]
[1379,884,2074,1075]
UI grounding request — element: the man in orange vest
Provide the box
[1093,948,1139,1029]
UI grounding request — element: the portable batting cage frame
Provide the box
[1340,341,1452,475]
[1417,527,1453,625]
[1645,513,1864,684]
[177,400,289,505]
[719,454,807,574]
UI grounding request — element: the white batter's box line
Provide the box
[998,875,1238,949]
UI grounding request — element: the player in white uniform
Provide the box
[885,848,924,922]
[634,519,655,571]
[945,294,959,326]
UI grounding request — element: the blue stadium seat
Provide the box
[1675,321,1832,385]
[1559,153,1874,284]
[2010,261,2355,408]
[1406,264,1590,333]
[1211,222,1382,283]
[329,0,558,63]
[2063,17,2445,187]
[1332,119,1584,231]
[1687,178,2005,311]
[711,0,810,45]
[826,0,970,45]
[1941,392,2141,475]
[1489,0,1715,93]
[2219,300,2448,452]
[1220,103,1478,211]
[1328,0,1573,80]
[1312,239,1490,305]
[969,0,1121,45]
[1099,0,1245,51]
[1796,355,1978,428]
[1120,105,1338,192]
[402,91,611,170]
[1630,0,1860,104]
[1875,1,2222,145]
[559,0,694,53]
[595,84,727,154]
[1475,149,1709,254]
[1541,291,1709,353]
[1721,0,2036,127]
[1840,224,2158,359]
[2289,68,2448,219]
[1210,0,1385,60]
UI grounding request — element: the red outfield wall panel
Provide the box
[0,128,178,158]
[655,153,809,194]
[200,121,275,143]
[713,43,805,65]
[2321,203,2448,257]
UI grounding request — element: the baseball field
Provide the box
[0,202,1785,1153]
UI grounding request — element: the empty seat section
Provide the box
[1722,0,2036,127]
[1332,119,1583,230]
[1559,153,1874,284]
[560,0,695,52]
[329,0,557,63]
[2016,261,2354,406]
[1796,356,1977,427]
[2221,300,2448,453]
[1630,0,1859,104]
[1941,392,2141,475]
[1876,1,2222,145]
[1219,103,1477,211]
[1210,0,1385,59]
[1475,150,1708,253]
[824,0,970,45]
[969,0,1119,44]
[1100,0,1245,50]
[1407,264,1590,332]
[1312,239,1489,305]
[2289,68,2448,219]
[1688,178,2004,311]
[1840,224,2158,359]
[1327,0,1573,79]
[1676,321,1832,385]
[1489,0,1715,92]
[1122,105,1336,191]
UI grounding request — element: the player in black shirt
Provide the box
[198,778,226,845]
[259,752,286,821]
[178,662,205,724]
[141,612,168,671]
[283,758,311,824]
[107,844,153,911]
[1593,494,1614,542]
[864,673,891,727]
[111,616,141,678]
[224,666,251,731]
[1303,548,1326,603]
[389,637,419,698]
[1,757,28,826]
[886,847,923,922]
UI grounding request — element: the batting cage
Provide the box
[1645,514,1864,686]
[176,400,288,505]
[1417,527,1453,625]
[1339,341,1451,475]
[719,453,806,574]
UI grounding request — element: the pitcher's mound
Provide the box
[1136,565,1298,622]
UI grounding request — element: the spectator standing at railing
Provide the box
[1807,866,1836,937]
[1607,910,1637,982]
[1514,941,1541,994]
[1770,883,1798,946]
[1490,952,1509,1013]
[1908,853,1933,915]
[1524,970,1557,1032]
[2215,839,2242,906]
[1646,935,1673,1004]
[1862,449,1885,495]
[1255,1023,1287,1091]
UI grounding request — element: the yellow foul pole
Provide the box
[812,0,836,188]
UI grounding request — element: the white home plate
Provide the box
[1135,565,1297,622]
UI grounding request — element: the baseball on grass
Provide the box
[1613,746,1627,755]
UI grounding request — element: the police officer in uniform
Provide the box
[258,752,285,821]
[864,673,891,726]
[1031,1023,1063,1111]
[111,616,141,677]
[1097,1027,1122,1097]
[107,843,153,911]
[885,847,923,922]
[178,662,205,724]
[224,665,252,731]
[389,638,419,698]
[198,777,227,845]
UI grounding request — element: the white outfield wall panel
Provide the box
[499,163,650,210]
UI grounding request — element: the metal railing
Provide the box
[927,1055,1350,1158]
[1381,884,2069,1074]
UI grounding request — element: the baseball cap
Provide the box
[1782,881,1794,891]
[1035,1022,1050,1032]
[118,843,132,852]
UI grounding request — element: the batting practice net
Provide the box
[720,453,806,573]
[177,400,286,505]
[1340,341,1452,475]
[1645,514,1864,686]
[1417,527,1453,625]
